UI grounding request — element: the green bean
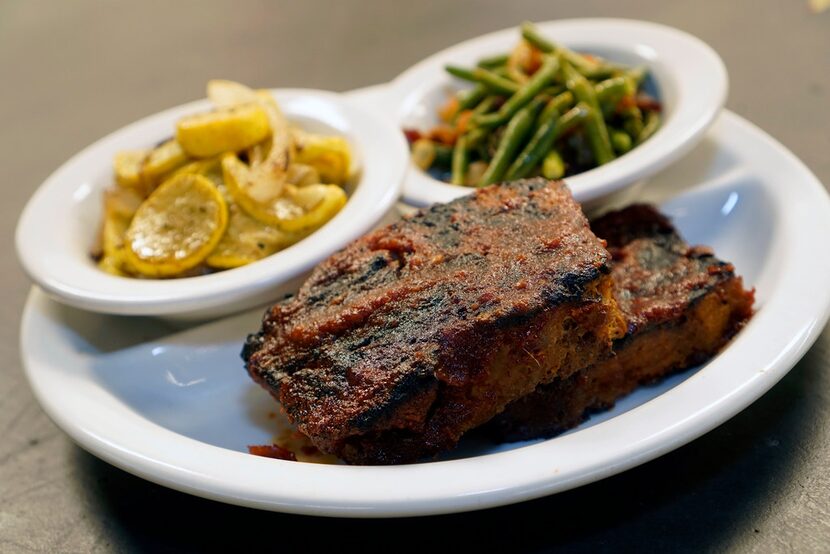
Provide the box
[539,91,574,124]
[474,54,560,129]
[506,63,530,85]
[562,61,600,112]
[557,102,592,130]
[472,68,520,95]
[476,141,492,163]
[465,127,488,150]
[610,129,632,154]
[637,111,661,145]
[434,143,454,167]
[451,135,468,185]
[472,95,499,117]
[520,21,615,79]
[457,84,488,111]
[478,98,543,186]
[622,106,644,138]
[446,65,477,81]
[519,21,555,53]
[541,150,565,179]
[477,53,509,69]
[505,102,590,180]
[562,61,615,165]
[540,84,567,99]
[445,65,519,96]
[596,77,630,118]
[583,109,616,166]
[595,77,628,105]
[464,128,488,151]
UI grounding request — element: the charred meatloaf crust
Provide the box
[486,204,755,442]
[243,178,625,464]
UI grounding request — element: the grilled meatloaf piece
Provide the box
[243,178,625,464]
[486,204,755,442]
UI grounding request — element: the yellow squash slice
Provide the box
[170,157,224,186]
[222,154,346,232]
[292,130,352,184]
[206,197,301,269]
[207,79,260,107]
[103,186,143,219]
[98,208,131,276]
[97,187,145,276]
[176,103,270,158]
[140,139,189,191]
[113,149,149,190]
[98,254,128,277]
[286,163,321,187]
[125,174,228,277]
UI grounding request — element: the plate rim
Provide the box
[19,100,830,518]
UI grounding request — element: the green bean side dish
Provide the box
[404,22,662,188]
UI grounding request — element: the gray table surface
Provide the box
[2,1,829,551]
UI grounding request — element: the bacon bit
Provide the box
[526,45,543,74]
[509,40,536,81]
[438,96,460,123]
[455,110,474,134]
[582,53,598,63]
[616,94,637,111]
[636,94,662,112]
[403,128,422,144]
[248,444,297,461]
[428,124,458,146]
[515,279,528,290]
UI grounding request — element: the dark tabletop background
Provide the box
[2,1,829,552]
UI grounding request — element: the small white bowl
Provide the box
[16,89,408,320]
[384,18,728,207]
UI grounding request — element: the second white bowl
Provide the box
[384,18,728,207]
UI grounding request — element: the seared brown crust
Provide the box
[243,179,624,464]
[486,204,755,441]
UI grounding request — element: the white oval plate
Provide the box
[385,18,727,207]
[19,88,830,517]
[15,89,407,320]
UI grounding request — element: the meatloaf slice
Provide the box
[242,178,625,464]
[485,204,755,442]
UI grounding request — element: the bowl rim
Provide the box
[384,18,728,206]
[15,88,408,316]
